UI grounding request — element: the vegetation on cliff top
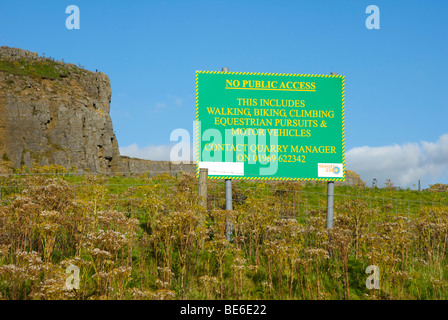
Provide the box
[0,58,72,80]
[0,48,92,80]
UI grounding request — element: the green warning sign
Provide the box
[196,71,345,181]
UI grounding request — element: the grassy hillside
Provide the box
[0,162,447,300]
[0,58,72,80]
[0,51,89,81]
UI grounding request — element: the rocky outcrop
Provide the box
[0,46,121,172]
[0,46,366,185]
[335,170,366,187]
[119,157,196,176]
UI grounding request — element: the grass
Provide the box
[0,162,447,300]
[0,58,71,80]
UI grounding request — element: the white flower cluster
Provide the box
[83,229,128,253]
[150,289,176,300]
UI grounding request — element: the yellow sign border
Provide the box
[195,71,345,182]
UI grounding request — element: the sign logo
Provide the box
[317,163,344,178]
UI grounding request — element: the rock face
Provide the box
[335,170,366,187]
[0,46,121,172]
[120,156,196,175]
[0,46,364,185]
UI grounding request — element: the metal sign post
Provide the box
[326,181,334,229]
[326,180,334,259]
[222,67,233,242]
[225,178,233,242]
[196,69,345,243]
[195,71,345,182]
[326,72,338,230]
[326,72,338,260]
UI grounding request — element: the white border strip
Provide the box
[199,162,244,176]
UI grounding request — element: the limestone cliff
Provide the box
[336,170,366,187]
[0,46,121,172]
[0,46,361,184]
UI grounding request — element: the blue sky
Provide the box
[1,0,447,188]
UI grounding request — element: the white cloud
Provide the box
[121,134,448,189]
[168,95,183,107]
[152,102,167,113]
[151,96,184,113]
[346,134,448,188]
